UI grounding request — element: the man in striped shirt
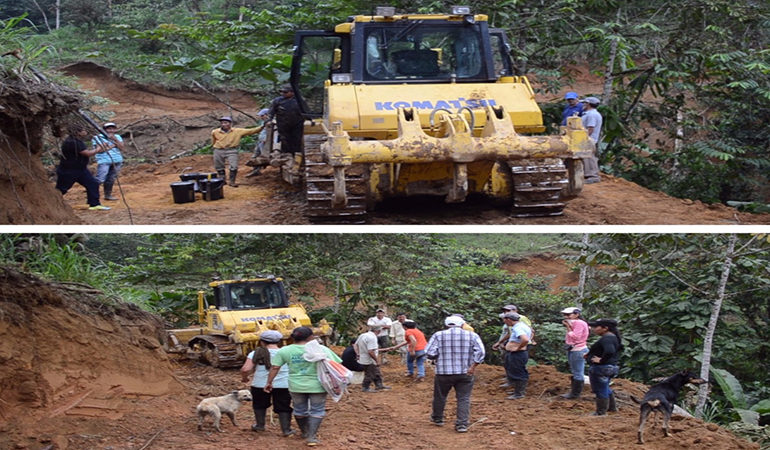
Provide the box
[425,315,485,433]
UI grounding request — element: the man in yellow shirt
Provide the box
[211,116,263,187]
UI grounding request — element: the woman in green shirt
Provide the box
[266,326,341,447]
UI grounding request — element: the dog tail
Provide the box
[630,395,641,404]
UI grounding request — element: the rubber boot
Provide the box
[561,378,583,399]
[305,416,322,446]
[592,398,609,416]
[278,412,295,436]
[295,416,308,439]
[251,408,266,431]
[229,169,238,187]
[608,392,618,412]
[103,183,117,201]
[506,379,527,399]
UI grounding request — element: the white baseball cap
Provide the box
[445,315,465,327]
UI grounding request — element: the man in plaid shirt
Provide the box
[425,315,485,433]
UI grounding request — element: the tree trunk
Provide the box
[55,0,60,30]
[30,0,51,32]
[576,233,589,308]
[601,9,621,104]
[695,233,737,417]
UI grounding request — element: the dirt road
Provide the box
[0,267,756,450]
[60,153,768,225]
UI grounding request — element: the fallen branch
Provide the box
[138,429,164,450]
[169,148,199,160]
[192,80,258,123]
[466,416,487,430]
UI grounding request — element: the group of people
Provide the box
[56,122,125,211]
[55,84,303,209]
[239,306,622,444]
[558,306,622,415]
[562,91,603,184]
[240,326,340,446]
[211,84,304,187]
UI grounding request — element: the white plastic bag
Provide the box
[303,339,352,402]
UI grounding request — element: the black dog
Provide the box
[631,370,707,444]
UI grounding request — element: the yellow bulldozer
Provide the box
[165,276,332,368]
[283,6,594,223]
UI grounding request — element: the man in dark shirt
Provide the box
[268,84,304,154]
[341,340,364,372]
[55,124,110,210]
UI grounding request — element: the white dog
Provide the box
[196,389,253,432]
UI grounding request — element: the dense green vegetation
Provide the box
[1,0,769,206]
[1,233,768,428]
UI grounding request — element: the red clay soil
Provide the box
[0,267,758,450]
[502,254,579,294]
[2,62,769,224]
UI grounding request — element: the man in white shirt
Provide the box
[354,325,391,392]
[580,96,603,184]
[390,312,408,364]
[367,308,392,348]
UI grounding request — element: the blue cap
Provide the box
[258,108,270,116]
[565,92,579,100]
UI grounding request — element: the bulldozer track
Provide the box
[509,158,569,217]
[189,336,244,369]
[304,134,369,224]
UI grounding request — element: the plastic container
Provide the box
[180,172,218,192]
[170,181,195,204]
[199,178,225,201]
[180,172,201,191]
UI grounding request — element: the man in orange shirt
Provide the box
[403,320,428,381]
[211,116,263,187]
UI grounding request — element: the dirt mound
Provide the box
[502,254,578,294]
[0,267,181,449]
[59,61,260,161]
[0,74,84,224]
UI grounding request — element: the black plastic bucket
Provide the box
[199,178,224,201]
[180,172,201,191]
[180,172,217,192]
[170,181,195,203]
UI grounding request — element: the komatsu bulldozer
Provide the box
[165,276,332,368]
[285,6,594,223]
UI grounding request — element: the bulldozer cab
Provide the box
[210,280,289,311]
[290,12,515,118]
